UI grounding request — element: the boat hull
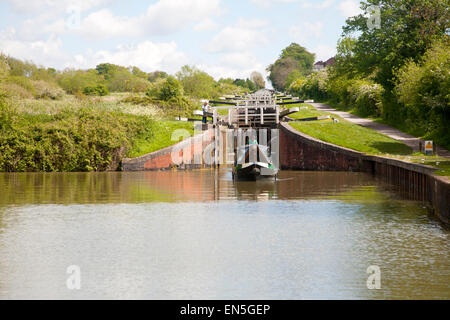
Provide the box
[233,163,278,181]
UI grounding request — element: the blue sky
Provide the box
[0,0,363,79]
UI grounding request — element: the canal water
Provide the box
[0,170,448,299]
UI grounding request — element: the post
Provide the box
[276,106,279,124]
[213,109,218,126]
[260,107,264,125]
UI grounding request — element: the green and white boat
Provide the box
[233,141,278,181]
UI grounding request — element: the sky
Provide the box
[0,0,363,80]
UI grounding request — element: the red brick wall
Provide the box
[279,123,365,171]
[123,129,215,171]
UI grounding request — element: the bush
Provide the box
[32,80,65,100]
[0,57,9,79]
[295,70,329,101]
[83,84,109,96]
[395,40,450,148]
[0,83,34,99]
[347,80,384,117]
[124,94,196,118]
[326,75,354,107]
[58,69,102,94]
[4,76,36,95]
[0,104,155,172]
[147,76,183,101]
[176,65,217,99]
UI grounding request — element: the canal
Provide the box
[0,170,448,299]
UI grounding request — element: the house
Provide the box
[313,57,335,71]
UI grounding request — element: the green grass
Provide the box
[289,105,413,156]
[324,99,450,153]
[0,92,198,171]
[411,158,450,176]
[128,121,195,158]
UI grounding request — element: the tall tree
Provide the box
[267,43,315,91]
[342,0,449,90]
[176,65,217,99]
[250,71,265,89]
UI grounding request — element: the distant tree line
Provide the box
[0,55,265,102]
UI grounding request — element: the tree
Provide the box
[267,56,299,91]
[342,0,449,90]
[331,36,358,77]
[158,76,183,101]
[95,63,119,80]
[250,71,265,89]
[131,66,148,79]
[396,39,450,121]
[176,65,216,98]
[284,70,304,89]
[245,79,256,91]
[267,43,315,91]
[58,69,102,94]
[148,71,168,82]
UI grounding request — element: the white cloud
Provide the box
[206,19,271,53]
[75,0,222,38]
[317,0,335,8]
[0,28,188,73]
[86,41,188,73]
[6,0,112,14]
[194,18,220,32]
[197,63,266,81]
[219,52,260,69]
[7,0,223,40]
[0,28,71,67]
[289,21,323,43]
[77,9,142,38]
[195,50,268,82]
[311,44,336,62]
[251,0,301,8]
[339,0,362,18]
[251,0,334,9]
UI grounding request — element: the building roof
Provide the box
[314,57,335,67]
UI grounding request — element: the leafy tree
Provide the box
[331,36,358,78]
[58,69,98,94]
[285,70,304,90]
[233,79,247,88]
[148,71,168,82]
[250,71,265,89]
[267,56,299,91]
[150,76,183,101]
[245,79,256,91]
[218,78,234,85]
[95,63,119,80]
[396,39,450,122]
[267,43,315,91]
[342,0,449,90]
[176,65,216,98]
[130,66,148,79]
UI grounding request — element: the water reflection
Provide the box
[0,170,420,204]
[0,170,448,300]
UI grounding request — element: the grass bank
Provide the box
[288,104,450,176]
[0,95,196,172]
[289,104,412,155]
[324,99,450,152]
